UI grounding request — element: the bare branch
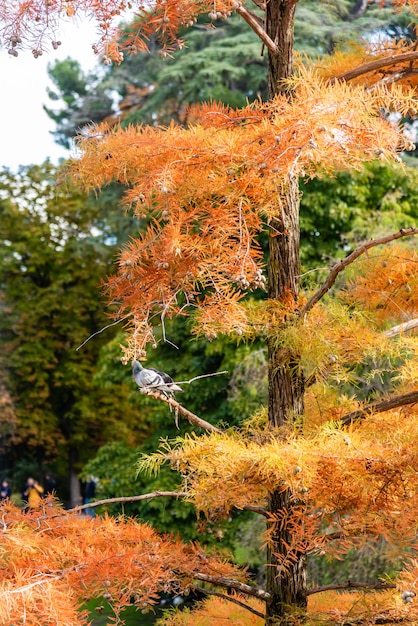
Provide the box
[67,492,267,517]
[340,390,418,426]
[193,585,265,618]
[384,318,418,338]
[300,228,418,317]
[305,580,396,597]
[142,389,223,433]
[67,491,188,513]
[192,572,270,600]
[329,50,418,84]
[233,2,277,54]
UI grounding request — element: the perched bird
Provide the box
[132,360,183,398]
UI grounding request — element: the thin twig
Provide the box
[340,390,418,426]
[300,228,418,317]
[305,580,396,597]
[176,370,228,385]
[384,318,418,338]
[192,572,270,600]
[329,50,418,84]
[76,315,130,351]
[193,585,265,619]
[67,491,188,513]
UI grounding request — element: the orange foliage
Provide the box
[0,500,246,626]
[71,73,415,357]
[341,244,418,326]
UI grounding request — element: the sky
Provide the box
[0,21,100,171]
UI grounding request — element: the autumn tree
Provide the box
[0,1,417,625]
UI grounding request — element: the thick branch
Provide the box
[192,572,270,600]
[384,318,418,338]
[233,2,278,54]
[340,390,418,426]
[67,491,188,513]
[329,50,418,84]
[305,580,396,597]
[143,389,223,433]
[300,228,418,317]
[194,586,265,618]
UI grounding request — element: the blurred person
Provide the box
[1,479,12,501]
[22,477,44,511]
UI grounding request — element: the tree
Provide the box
[0,1,417,624]
[0,163,149,506]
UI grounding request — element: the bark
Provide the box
[68,447,82,509]
[265,1,306,623]
[266,0,297,97]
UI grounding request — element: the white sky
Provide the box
[0,21,100,171]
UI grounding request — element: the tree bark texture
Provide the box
[265,2,307,622]
[266,490,307,623]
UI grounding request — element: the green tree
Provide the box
[0,163,148,505]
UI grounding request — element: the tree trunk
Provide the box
[265,1,307,622]
[69,446,82,508]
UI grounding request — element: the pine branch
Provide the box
[66,491,188,513]
[384,317,418,338]
[192,572,270,600]
[305,580,396,597]
[329,50,418,84]
[142,389,223,433]
[193,585,265,619]
[300,228,418,317]
[232,2,278,54]
[340,390,418,426]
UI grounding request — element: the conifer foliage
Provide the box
[0,1,417,625]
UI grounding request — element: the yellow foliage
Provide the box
[140,407,418,561]
[157,594,264,625]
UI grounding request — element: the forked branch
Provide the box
[300,228,418,317]
[340,390,418,426]
[233,2,278,54]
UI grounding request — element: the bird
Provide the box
[132,360,183,398]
